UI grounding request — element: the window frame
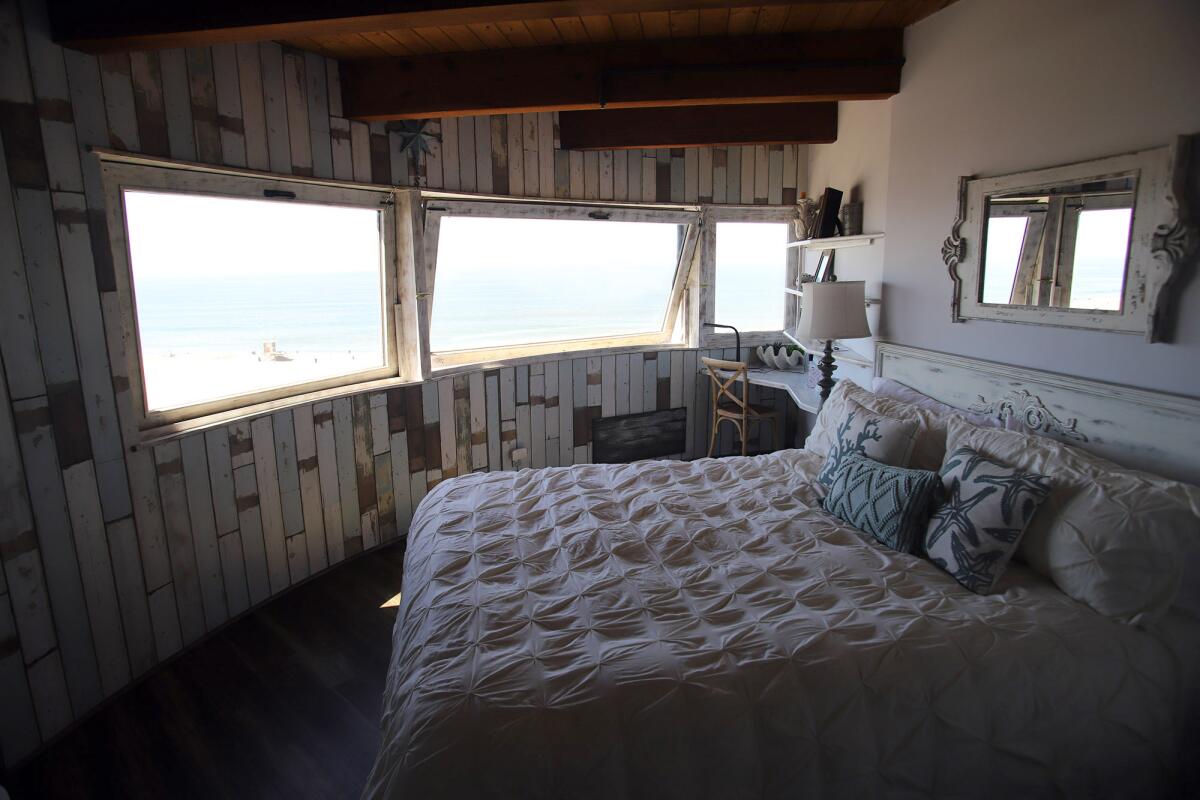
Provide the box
[421,199,701,369]
[101,156,404,434]
[699,206,801,348]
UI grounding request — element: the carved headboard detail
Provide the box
[875,343,1200,485]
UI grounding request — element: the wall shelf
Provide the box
[782,332,874,369]
[786,232,885,250]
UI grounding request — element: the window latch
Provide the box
[588,211,611,220]
[263,189,296,199]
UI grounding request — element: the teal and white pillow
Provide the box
[823,454,943,554]
[816,399,918,488]
[925,445,1052,593]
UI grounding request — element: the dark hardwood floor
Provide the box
[3,542,407,800]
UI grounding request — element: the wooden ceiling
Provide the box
[289,1,955,59]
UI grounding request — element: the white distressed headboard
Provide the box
[875,343,1200,486]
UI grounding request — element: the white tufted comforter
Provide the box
[364,451,1200,799]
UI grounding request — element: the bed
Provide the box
[364,345,1200,799]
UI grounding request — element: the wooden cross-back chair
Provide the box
[701,357,781,457]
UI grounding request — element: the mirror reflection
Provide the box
[980,175,1134,311]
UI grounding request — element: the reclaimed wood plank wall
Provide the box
[0,0,806,769]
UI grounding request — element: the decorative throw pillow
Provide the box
[924,445,1052,594]
[943,416,1194,624]
[823,454,943,554]
[815,398,918,487]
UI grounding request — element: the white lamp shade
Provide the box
[795,280,872,341]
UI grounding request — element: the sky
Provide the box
[123,189,383,280]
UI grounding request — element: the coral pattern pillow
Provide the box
[815,399,918,488]
[925,446,1052,593]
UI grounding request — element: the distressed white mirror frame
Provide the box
[943,134,1198,341]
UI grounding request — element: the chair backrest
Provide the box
[701,357,748,411]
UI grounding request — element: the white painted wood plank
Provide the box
[331,397,360,555]
[0,590,41,763]
[529,371,546,468]
[613,150,628,202]
[713,147,728,204]
[218,529,250,618]
[587,357,602,407]
[20,0,83,192]
[522,113,538,196]
[500,419,516,471]
[210,43,247,168]
[670,350,684,408]
[626,148,642,203]
[569,150,584,199]
[390,432,413,532]
[505,113,523,196]
[544,360,559,440]
[104,516,155,677]
[180,434,227,629]
[484,372,501,472]
[440,117,460,190]
[370,402,389,458]
[233,44,268,170]
[146,583,182,661]
[437,378,456,475]
[157,49,196,161]
[258,41,291,173]
[698,148,713,202]
[203,427,238,536]
[98,54,140,151]
[628,353,644,414]
[469,372,487,469]
[456,115,476,192]
[499,367,516,421]
[62,461,130,696]
[537,111,554,198]
[12,396,102,714]
[26,650,72,739]
[329,117,353,181]
[231,462,269,605]
[643,353,658,410]
[325,59,342,117]
[304,52,333,180]
[685,148,699,202]
[154,442,206,646]
[558,360,573,465]
[312,401,344,565]
[0,133,44,401]
[282,49,312,174]
[350,121,371,183]
[292,404,328,572]
[615,354,630,416]
[683,349,698,459]
[250,417,290,595]
[474,115,493,194]
[768,145,783,204]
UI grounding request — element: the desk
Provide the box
[700,366,821,414]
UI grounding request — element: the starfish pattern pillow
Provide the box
[925,445,1052,593]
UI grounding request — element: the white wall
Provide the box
[806,99,892,376]
[829,0,1200,397]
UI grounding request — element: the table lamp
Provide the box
[795,280,871,402]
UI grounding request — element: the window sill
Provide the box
[133,374,421,449]
[429,340,692,377]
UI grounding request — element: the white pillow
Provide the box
[944,416,1199,626]
[871,377,1002,429]
[808,379,967,472]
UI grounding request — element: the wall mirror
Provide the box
[943,134,1197,341]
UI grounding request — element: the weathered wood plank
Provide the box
[0,587,41,764]
[62,460,130,696]
[304,52,333,180]
[350,120,371,183]
[455,115,476,192]
[312,401,345,565]
[529,370,546,468]
[484,371,501,472]
[250,416,291,594]
[390,431,413,533]
[350,397,377,548]
[234,43,269,170]
[184,47,221,164]
[440,116,460,190]
[104,515,155,677]
[331,397,361,556]
[467,372,486,470]
[643,352,658,410]
[537,111,555,197]
[558,360,574,465]
[258,41,291,173]
[271,409,304,538]
[437,378,456,477]
[231,460,269,606]
[282,48,313,175]
[210,43,247,168]
[628,352,644,414]
[157,49,196,161]
[179,434,227,632]
[615,353,630,416]
[217,528,249,618]
[291,404,328,572]
[98,54,140,151]
[154,441,206,646]
[202,427,238,536]
[20,0,85,190]
[0,134,45,401]
[329,116,353,181]
[26,650,72,739]
[146,582,182,661]
[12,396,103,714]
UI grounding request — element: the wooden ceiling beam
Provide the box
[49,0,856,54]
[557,103,837,149]
[341,30,902,120]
